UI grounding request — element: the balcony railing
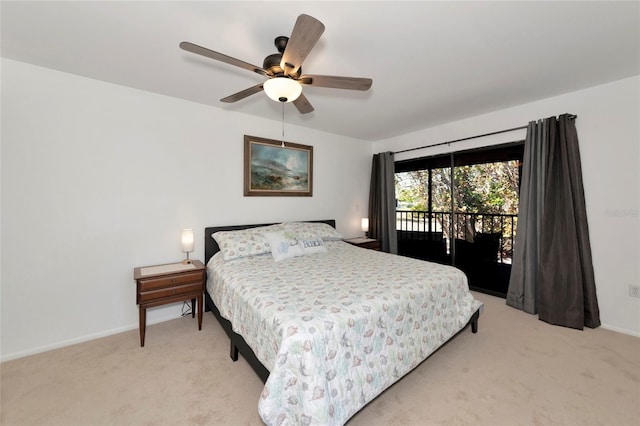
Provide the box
[396,210,518,264]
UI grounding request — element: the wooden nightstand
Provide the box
[344,237,381,251]
[134,260,206,347]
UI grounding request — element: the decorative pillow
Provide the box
[283,222,344,241]
[299,236,328,255]
[212,224,285,261]
[262,230,305,262]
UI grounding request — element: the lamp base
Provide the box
[181,259,192,265]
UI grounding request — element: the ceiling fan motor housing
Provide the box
[263,37,301,79]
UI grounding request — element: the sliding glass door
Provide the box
[395,143,523,297]
[396,162,452,265]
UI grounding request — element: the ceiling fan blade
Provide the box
[299,74,372,91]
[293,93,314,114]
[220,83,265,103]
[281,14,325,77]
[180,41,270,77]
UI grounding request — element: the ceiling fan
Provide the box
[179,14,372,114]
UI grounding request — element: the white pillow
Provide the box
[282,222,344,241]
[262,230,305,262]
[212,224,285,261]
[299,237,328,255]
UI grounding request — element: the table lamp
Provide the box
[181,228,194,264]
[361,218,369,238]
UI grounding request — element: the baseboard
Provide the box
[600,323,640,338]
[0,313,180,363]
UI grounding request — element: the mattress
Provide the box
[207,240,482,425]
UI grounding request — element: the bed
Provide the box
[204,220,482,425]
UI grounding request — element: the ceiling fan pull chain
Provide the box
[281,102,286,147]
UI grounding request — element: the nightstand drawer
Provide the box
[138,271,203,292]
[138,282,203,303]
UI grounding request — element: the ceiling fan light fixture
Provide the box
[263,77,302,103]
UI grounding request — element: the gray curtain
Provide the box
[506,120,547,314]
[368,152,398,254]
[507,114,600,330]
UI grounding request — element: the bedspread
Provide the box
[207,241,482,425]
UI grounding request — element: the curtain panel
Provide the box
[368,152,398,254]
[507,114,600,330]
[506,120,548,314]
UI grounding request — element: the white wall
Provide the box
[375,75,640,336]
[0,59,373,361]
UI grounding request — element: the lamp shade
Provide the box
[361,218,369,232]
[181,229,194,253]
[263,77,302,103]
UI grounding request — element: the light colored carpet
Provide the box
[2,292,639,426]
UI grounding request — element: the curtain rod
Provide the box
[393,114,577,155]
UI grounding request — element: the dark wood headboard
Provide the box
[204,219,336,265]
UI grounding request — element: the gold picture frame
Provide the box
[244,135,313,197]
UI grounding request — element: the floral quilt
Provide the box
[207,241,482,425]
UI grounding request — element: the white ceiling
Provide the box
[2,1,639,141]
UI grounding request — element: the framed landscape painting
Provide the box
[244,135,313,196]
